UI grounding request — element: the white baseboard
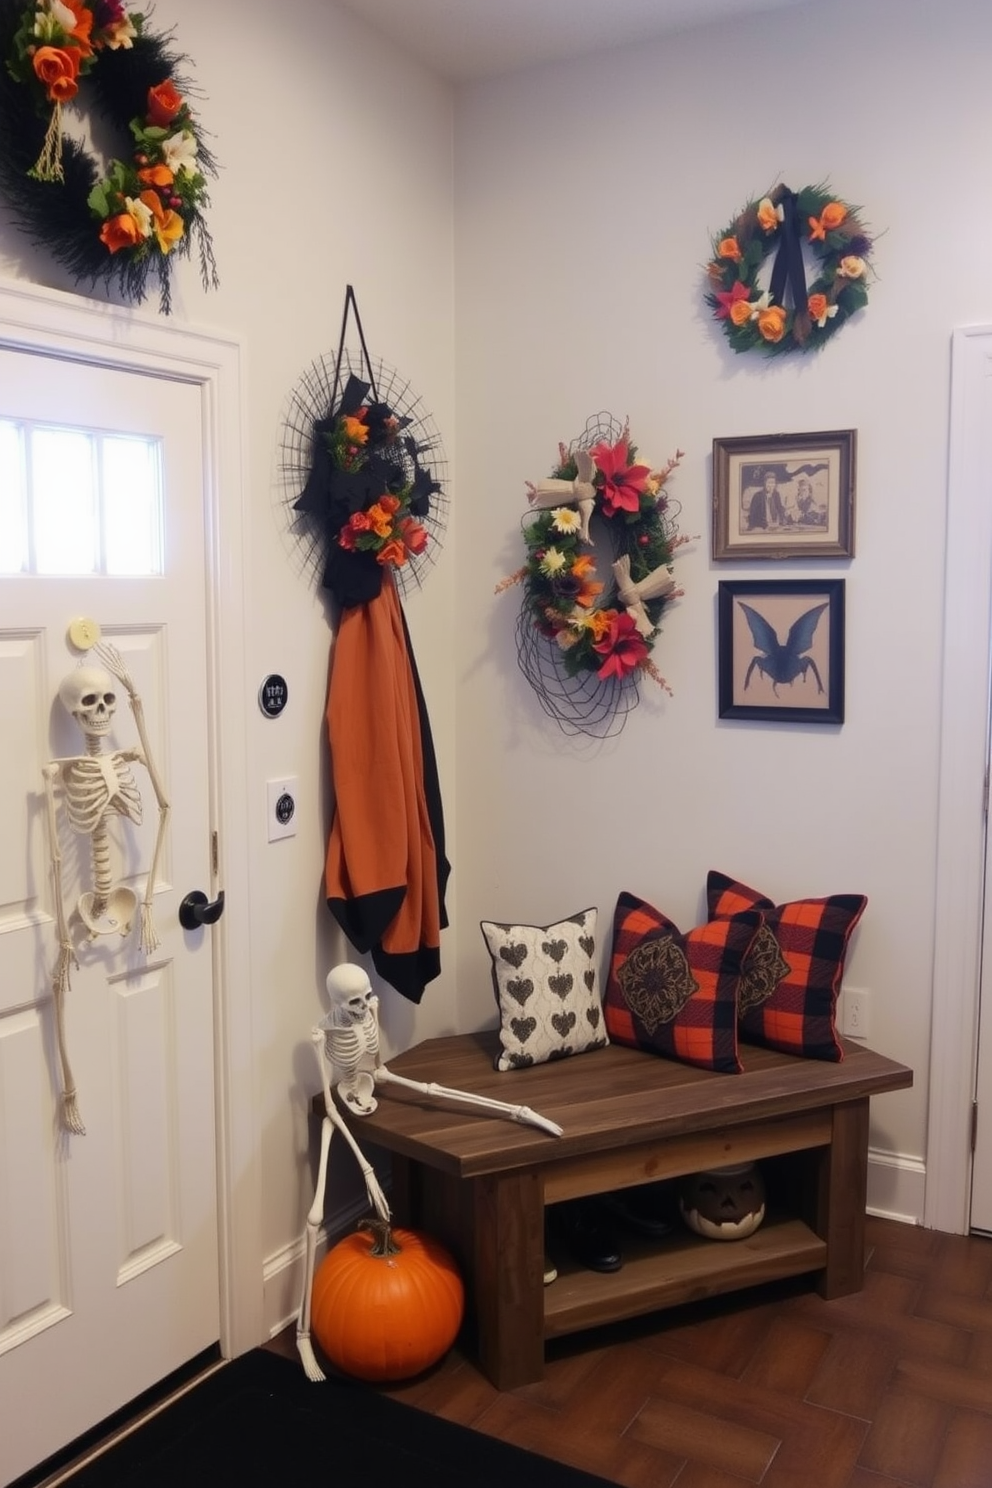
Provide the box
[263,1196,372,1340]
[866,1146,926,1227]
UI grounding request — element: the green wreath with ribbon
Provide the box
[0,0,218,313]
[705,183,873,356]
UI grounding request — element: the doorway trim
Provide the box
[926,324,992,1234]
[0,276,262,1353]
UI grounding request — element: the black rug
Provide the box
[59,1349,618,1488]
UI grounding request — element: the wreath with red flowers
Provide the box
[0,0,217,313]
[497,414,685,736]
[705,183,872,356]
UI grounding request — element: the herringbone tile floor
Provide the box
[322,1218,992,1488]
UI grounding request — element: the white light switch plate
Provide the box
[267,777,299,842]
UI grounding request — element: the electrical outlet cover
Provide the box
[267,778,298,841]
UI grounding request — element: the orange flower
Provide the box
[729,298,753,327]
[152,208,184,253]
[62,0,94,56]
[756,196,780,233]
[717,236,742,262]
[366,503,394,538]
[138,163,175,189]
[584,609,616,641]
[32,45,80,102]
[341,414,368,444]
[570,554,596,581]
[756,305,787,343]
[376,538,407,567]
[573,574,605,609]
[99,212,142,253]
[808,201,847,241]
[146,79,184,127]
[378,494,402,515]
[399,517,428,556]
[808,292,828,323]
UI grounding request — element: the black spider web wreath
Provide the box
[500,412,685,740]
[280,291,449,607]
[0,0,218,314]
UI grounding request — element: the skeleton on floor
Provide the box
[296,963,562,1382]
[42,642,169,1135]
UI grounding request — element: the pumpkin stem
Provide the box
[360,1218,402,1257]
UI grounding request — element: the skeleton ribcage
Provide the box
[326,1018,379,1083]
[62,755,143,835]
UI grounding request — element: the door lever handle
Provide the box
[179,889,225,930]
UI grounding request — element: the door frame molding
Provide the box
[0,276,262,1353]
[927,324,992,1234]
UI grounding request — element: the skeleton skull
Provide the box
[326,964,374,1027]
[59,667,117,738]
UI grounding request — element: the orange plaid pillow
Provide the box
[707,871,867,1061]
[604,892,762,1073]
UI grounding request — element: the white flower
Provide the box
[105,17,138,49]
[749,291,773,322]
[551,507,581,535]
[539,547,567,577]
[46,0,77,33]
[125,196,154,239]
[813,303,839,329]
[162,130,198,176]
[555,626,580,651]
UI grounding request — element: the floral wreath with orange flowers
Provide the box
[705,182,873,356]
[497,413,687,735]
[0,0,217,313]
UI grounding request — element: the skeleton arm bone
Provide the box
[42,763,84,1135]
[313,1029,390,1221]
[94,645,170,953]
[373,1065,563,1137]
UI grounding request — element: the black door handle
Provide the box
[179,889,225,930]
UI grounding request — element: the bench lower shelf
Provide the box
[543,1213,827,1338]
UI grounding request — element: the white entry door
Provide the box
[0,344,221,1484]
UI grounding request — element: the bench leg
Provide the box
[815,1097,869,1299]
[472,1169,545,1389]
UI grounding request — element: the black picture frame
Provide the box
[718,579,845,724]
[712,429,856,560]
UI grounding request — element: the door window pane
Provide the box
[0,418,163,576]
[0,420,27,573]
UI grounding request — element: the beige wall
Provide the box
[2,0,990,1337]
[453,0,992,1218]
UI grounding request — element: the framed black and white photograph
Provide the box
[712,429,856,560]
[718,579,845,724]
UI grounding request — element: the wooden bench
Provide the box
[345,1031,912,1389]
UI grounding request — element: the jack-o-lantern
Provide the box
[679,1161,766,1241]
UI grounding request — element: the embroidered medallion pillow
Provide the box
[706,870,867,1061]
[481,907,608,1071]
[603,891,762,1073]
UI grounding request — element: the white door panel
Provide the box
[0,346,220,1483]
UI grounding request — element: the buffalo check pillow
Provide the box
[706,870,867,1061]
[481,907,608,1071]
[603,891,762,1074]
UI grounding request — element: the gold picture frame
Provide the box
[712,429,856,560]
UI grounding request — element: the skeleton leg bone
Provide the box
[374,1066,563,1137]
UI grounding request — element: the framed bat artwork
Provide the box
[718,579,845,724]
[712,429,856,560]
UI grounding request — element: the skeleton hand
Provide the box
[93,642,137,701]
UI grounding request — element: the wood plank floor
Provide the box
[272,1217,992,1488]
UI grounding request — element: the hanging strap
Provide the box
[329,284,378,413]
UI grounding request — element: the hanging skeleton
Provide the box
[42,641,170,1135]
[296,963,562,1381]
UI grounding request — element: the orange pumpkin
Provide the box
[311,1220,465,1381]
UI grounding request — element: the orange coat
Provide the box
[324,572,449,1002]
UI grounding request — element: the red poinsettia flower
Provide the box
[712,279,751,321]
[589,438,652,517]
[592,611,648,679]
